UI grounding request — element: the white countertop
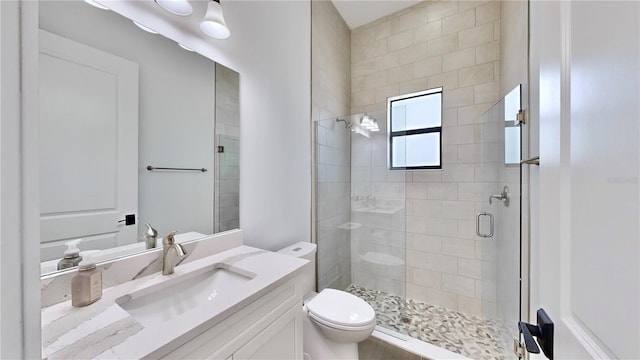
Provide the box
[41,245,308,360]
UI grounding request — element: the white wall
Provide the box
[1,3,24,358]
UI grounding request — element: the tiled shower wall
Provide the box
[351,0,502,316]
[312,0,352,291]
[215,64,240,233]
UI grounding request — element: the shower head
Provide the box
[336,118,352,129]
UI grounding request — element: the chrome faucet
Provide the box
[162,231,187,275]
[139,223,158,250]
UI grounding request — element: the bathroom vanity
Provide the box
[41,242,307,359]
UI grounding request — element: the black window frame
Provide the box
[387,87,443,170]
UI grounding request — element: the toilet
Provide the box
[278,242,376,360]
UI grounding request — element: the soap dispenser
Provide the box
[57,239,83,270]
[71,251,102,307]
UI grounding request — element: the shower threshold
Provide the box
[371,327,469,360]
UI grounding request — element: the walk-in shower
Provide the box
[314,86,525,359]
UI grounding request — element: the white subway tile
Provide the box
[458,22,494,49]
[407,215,428,234]
[413,199,443,217]
[409,233,443,253]
[475,1,500,25]
[425,288,458,310]
[399,77,429,95]
[428,33,459,56]
[458,103,493,125]
[406,182,428,199]
[442,9,475,35]
[428,70,459,90]
[425,1,460,23]
[457,143,482,163]
[475,41,500,64]
[390,10,423,35]
[442,163,475,182]
[414,20,443,44]
[458,295,482,317]
[399,43,428,65]
[458,258,482,279]
[459,63,494,87]
[414,56,443,78]
[442,273,476,297]
[412,170,443,182]
[443,86,474,108]
[406,249,428,268]
[388,64,415,85]
[407,284,428,302]
[427,183,459,200]
[411,267,442,289]
[388,30,414,52]
[442,238,476,258]
[442,200,475,220]
[442,48,475,72]
[427,253,458,274]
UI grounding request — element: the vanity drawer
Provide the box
[161,276,303,360]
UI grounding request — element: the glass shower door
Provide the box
[347,109,409,335]
[480,84,527,359]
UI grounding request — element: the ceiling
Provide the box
[331,0,423,29]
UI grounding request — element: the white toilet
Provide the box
[278,242,376,360]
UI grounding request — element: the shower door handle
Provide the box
[476,212,494,238]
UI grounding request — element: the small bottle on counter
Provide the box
[57,239,83,270]
[71,251,102,307]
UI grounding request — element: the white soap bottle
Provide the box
[71,251,102,307]
[57,239,83,270]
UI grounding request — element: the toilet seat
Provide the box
[305,289,376,331]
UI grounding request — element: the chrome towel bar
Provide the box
[146,165,207,172]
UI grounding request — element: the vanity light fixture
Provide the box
[200,0,230,39]
[178,43,195,52]
[154,0,193,16]
[133,21,159,34]
[84,0,109,10]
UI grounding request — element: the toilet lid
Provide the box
[306,289,375,328]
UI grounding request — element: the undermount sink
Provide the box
[116,264,255,327]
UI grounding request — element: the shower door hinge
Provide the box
[514,339,526,358]
[516,109,526,125]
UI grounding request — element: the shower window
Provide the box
[387,87,442,170]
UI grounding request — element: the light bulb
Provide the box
[84,0,109,10]
[154,0,193,16]
[178,43,194,52]
[133,21,158,34]
[200,0,230,39]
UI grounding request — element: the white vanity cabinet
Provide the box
[161,276,304,360]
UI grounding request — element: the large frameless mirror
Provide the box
[39,0,240,275]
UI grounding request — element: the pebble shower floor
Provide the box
[346,284,511,360]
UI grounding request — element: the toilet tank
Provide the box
[277,242,316,296]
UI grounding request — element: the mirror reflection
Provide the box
[39,0,239,275]
[504,85,522,165]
